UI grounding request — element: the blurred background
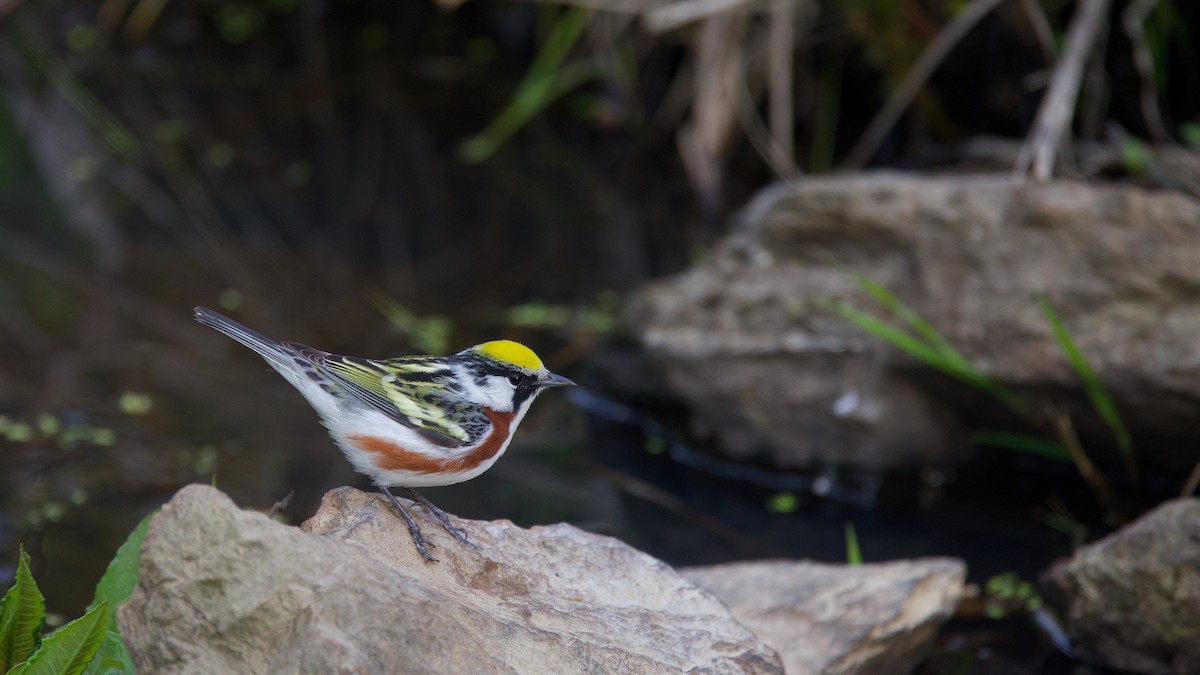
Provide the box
[1,0,1199,668]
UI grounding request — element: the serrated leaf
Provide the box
[80,631,131,675]
[89,511,154,615]
[86,510,154,675]
[10,601,108,675]
[0,546,45,671]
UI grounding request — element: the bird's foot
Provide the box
[405,488,479,551]
[380,486,440,562]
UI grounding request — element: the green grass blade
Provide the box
[11,31,141,161]
[829,300,958,368]
[971,430,1072,462]
[851,275,972,369]
[844,523,863,566]
[10,602,108,675]
[1038,296,1136,478]
[829,299,1029,417]
[0,546,45,671]
[364,287,453,356]
[460,7,593,163]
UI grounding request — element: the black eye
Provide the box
[508,374,525,387]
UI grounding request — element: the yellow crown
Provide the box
[474,340,544,371]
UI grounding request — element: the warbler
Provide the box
[194,306,575,561]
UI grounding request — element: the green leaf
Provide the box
[831,276,1036,419]
[0,546,45,671]
[844,523,862,566]
[852,275,970,368]
[87,510,156,675]
[1038,296,1137,480]
[364,288,454,356]
[765,492,798,514]
[1182,121,1200,149]
[81,632,130,675]
[459,7,594,163]
[828,299,1029,417]
[829,300,953,367]
[10,602,109,675]
[89,511,154,614]
[971,430,1072,462]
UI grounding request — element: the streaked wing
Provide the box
[286,343,470,448]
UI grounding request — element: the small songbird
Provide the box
[194,306,575,561]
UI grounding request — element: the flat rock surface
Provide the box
[1042,498,1200,674]
[119,484,782,674]
[683,558,965,675]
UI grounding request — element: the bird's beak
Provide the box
[539,371,576,388]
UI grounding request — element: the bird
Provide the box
[193,306,575,561]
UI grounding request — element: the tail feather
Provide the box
[194,307,292,366]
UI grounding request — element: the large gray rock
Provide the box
[1041,498,1200,674]
[119,484,782,674]
[683,558,965,675]
[623,174,1200,470]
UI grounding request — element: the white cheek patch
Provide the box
[451,366,516,412]
[482,376,518,412]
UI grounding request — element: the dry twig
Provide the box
[767,0,799,177]
[268,491,295,519]
[1050,406,1121,520]
[678,11,747,213]
[643,0,760,34]
[1015,0,1112,181]
[1182,459,1200,498]
[1121,0,1167,142]
[1017,0,1057,65]
[844,0,1006,168]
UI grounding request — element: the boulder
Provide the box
[621,174,1200,471]
[1041,498,1200,674]
[119,484,783,674]
[683,558,965,675]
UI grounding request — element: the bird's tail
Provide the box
[194,307,294,367]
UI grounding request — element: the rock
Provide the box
[118,484,783,674]
[1041,498,1200,674]
[621,174,1200,471]
[683,558,965,675]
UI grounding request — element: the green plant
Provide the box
[1037,295,1136,482]
[459,6,597,163]
[86,511,154,673]
[844,523,863,566]
[505,293,619,334]
[830,276,1141,516]
[0,510,153,675]
[365,287,455,356]
[983,572,1042,619]
[827,275,1034,427]
[1,547,107,675]
[765,492,799,514]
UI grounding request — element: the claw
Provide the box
[380,486,440,562]
[404,488,478,550]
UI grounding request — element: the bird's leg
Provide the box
[404,488,478,550]
[379,486,438,562]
